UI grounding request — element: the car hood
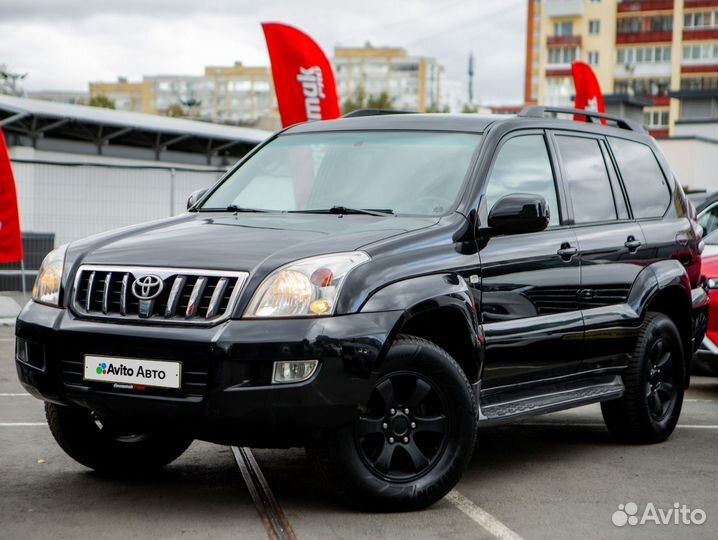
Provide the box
[73,212,439,272]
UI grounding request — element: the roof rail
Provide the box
[518,105,645,133]
[342,108,416,118]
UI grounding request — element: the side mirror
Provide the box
[487,193,550,235]
[187,188,208,210]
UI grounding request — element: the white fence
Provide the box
[12,159,227,247]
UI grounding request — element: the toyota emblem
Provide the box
[132,274,164,300]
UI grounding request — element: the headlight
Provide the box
[32,244,68,307]
[245,252,370,318]
[707,278,718,289]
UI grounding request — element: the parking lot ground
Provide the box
[1,326,716,540]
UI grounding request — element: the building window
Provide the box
[643,110,669,129]
[684,10,718,29]
[614,78,670,97]
[680,76,718,91]
[617,46,671,65]
[548,47,579,65]
[553,21,574,36]
[589,19,601,35]
[588,51,600,66]
[617,15,672,35]
[682,43,718,63]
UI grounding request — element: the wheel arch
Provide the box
[631,260,693,387]
[361,273,482,384]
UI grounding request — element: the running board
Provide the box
[478,376,624,426]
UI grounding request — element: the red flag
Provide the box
[0,128,23,264]
[262,22,340,127]
[571,61,605,124]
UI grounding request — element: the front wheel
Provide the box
[46,403,193,474]
[310,335,478,511]
[601,312,684,444]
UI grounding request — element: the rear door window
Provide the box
[554,135,617,224]
[608,138,671,219]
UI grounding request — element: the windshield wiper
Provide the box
[295,206,394,217]
[199,205,272,213]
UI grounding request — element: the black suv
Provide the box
[16,107,709,511]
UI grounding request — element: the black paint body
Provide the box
[16,113,709,447]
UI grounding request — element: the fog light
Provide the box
[272,360,319,384]
[707,278,718,289]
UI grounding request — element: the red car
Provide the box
[695,230,718,376]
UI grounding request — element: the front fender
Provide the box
[360,273,482,381]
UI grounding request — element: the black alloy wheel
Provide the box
[355,372,449,482]
[645,337,678,421]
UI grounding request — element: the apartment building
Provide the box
[526,0,718,136]
[333,45,443,112]
[89,64,279,130]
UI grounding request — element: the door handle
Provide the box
[625,235,642,252]
[557,243,578,260]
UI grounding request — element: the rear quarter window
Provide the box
[608,137,671,219]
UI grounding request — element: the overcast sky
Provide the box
[1,0,527,105]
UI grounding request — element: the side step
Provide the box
[478,376,624,427]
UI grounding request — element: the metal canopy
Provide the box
[0,95,271,162]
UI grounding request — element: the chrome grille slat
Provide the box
[120,273,129,315]
[85,271,96,311]
[72,265,248,325]
[165,276,187,318]
[186,277,208,318]
[206,278,228,318]
[101,272,112,314]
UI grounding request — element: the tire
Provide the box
[309,335,478,512]
[601,312,684,444]
[45,403,193,474]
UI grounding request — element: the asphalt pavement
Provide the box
[1,325,716,540]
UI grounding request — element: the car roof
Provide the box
[282,113,505,135]
[281,111,650,143]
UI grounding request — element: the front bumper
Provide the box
[15,301,403,446]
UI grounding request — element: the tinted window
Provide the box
[609,137,670,218]
[485,135,560,226]
[556,136,617,224]
[699,202,718,236]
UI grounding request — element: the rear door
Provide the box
[550,132,647,369]
[479,130,583,388]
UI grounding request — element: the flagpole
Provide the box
[20,258,26,296]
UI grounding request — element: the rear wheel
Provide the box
[601,312,684,443]
[310,335,477,511]
[46,403,192,473]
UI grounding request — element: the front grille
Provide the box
[72,265,248,324]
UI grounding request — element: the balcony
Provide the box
[547,35,582,47]
[618,0,674,12]
[683,28,718,41]
[684,0,718,7]
[545,0,584,17]
[616,31,673,43]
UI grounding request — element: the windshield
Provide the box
[200,131,482,216]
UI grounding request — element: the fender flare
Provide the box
[360,273,482,381]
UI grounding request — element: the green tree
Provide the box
[164,103,186,118]
[88,95,116,109]
[366,92,392,110]
[341,85,367,115]
[461,103,479,114]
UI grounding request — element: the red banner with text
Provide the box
[262,22,340,127]
[0,128,23,264]
[572,61,606,124]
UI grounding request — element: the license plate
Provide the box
[84,355,181,389]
